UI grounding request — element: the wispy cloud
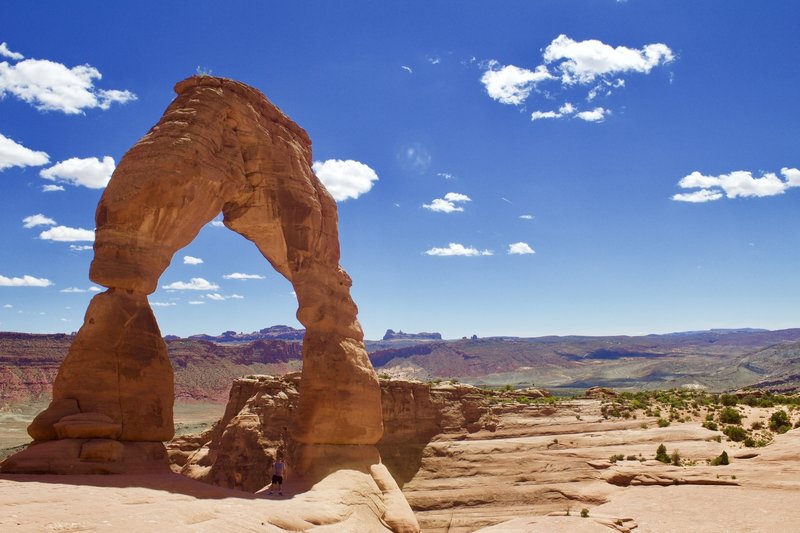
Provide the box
[22,213,56,228]
[437,172,455,180]
[531,102,609,123]
[223,273,265,280]
[672,167,800,202]
[0,42,24,61]
[0,274,52,287]
[0,133,49,171]
[39,225,95,242]
[401,65,413,74]
[183,255,203,265]
[312,159,379,201]
[162,277,220,291]
[204,293,244,301]
[150,301,177,307]
[508,242,535,255]
[42,184,65,192]
[69,244,93,251]
[40,156,115,189]
[425,243,493,257]
[519,214,534,220]
[188,301,205,305]
[423,192,472,213]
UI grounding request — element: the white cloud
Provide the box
[23,213,56,228]
[508,242,535,255]
[3,304,12,308]
[39,156,115,189]
[531,110,561,121]
[424,243,493,257]
[223,272,266,280]
[312,159,379,201]
[437,172,455,180]
[401,65,413,74]
[543,34,674,85]
[576,107,609,122]
[205,292,244,301]
[39,225,95,242]
[183,255,204,265]
[188,301,205,305]
[481,61,554,105]
[0,133,49,171]
[423,192,471,213]
[150,302,176,307]
[531,102,608,123]
[427,56,441,65]
[0,42,24,61]
[671,190,724,203]
[42,184,65,192]
[0,58,136,114]
[59,287,87,293]
[89,286,101,292]
[0,274,52,287]
[210,219,225,227]
[162,277,220,291]
[69,244,93,251]
[519,214,534,220]
[673,168,800,202]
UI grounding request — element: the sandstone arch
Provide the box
[26,76,383,458]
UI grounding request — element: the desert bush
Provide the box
[702,421,718,431]
[769,410,792,434]
[657,418,670,428]
[670,449,681,466]
[626,455,638,461]
[581,508,589,518]
[720,394,738,406]
[711,451,729,466]
[609,454,625,463]
[719,406,742,425]
[655,444,670,463]
[750,421,763,430]
[723,425,747,442]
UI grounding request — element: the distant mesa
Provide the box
[189,325,305,343]
[383,329,442,341]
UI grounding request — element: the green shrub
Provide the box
[580,508,589,518]
[719,407,742,424]
[711,450,729,466]
[657,418,670,427]
[655,444,670,463]
[750,421,763,430]
[720,394,738,406]
[769,410,792,434]
[670,449,681,466]
[723,425,747,442]
[626,455,638,461]
[609,454,625,463]
[703,421,718,431]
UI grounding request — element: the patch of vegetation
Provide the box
[710,450,729,466]
[580,508,589,518]
[723,425,747,442]
[609,453,625,463]
[670,449,681,466]
[702,420,718,431]
[655,443,670,463]
[769,410,792,434]
[719,406,742,425]
[657,418,670,427]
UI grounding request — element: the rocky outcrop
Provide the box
[3,76,382,474]
[383,330,442,341]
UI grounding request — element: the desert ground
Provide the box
[2,389,799,532]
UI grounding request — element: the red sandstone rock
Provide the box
[15,77,382,469]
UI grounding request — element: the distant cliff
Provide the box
[382,329,442,341]
[188,325,305,343]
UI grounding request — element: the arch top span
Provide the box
[24,76,383,455]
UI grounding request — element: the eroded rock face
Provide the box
[4,76,382,474]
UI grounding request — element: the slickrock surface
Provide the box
[5,75,382,476]
[170,376,800,531]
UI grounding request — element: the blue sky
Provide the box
[1,1,799,339]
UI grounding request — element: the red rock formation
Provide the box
[2,76,382,475]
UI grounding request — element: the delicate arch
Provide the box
[31,77,383,447]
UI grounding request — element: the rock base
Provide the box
[0,440,169,475]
